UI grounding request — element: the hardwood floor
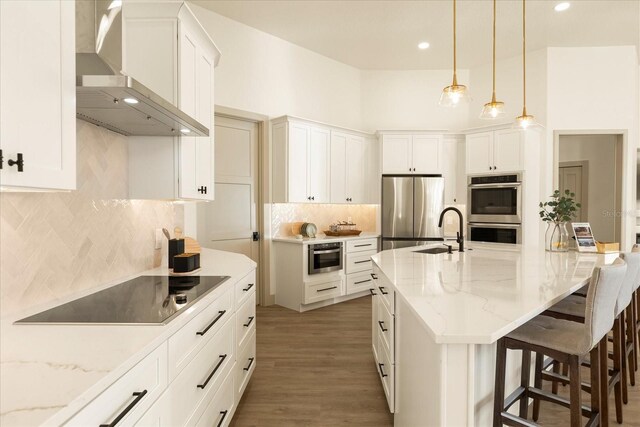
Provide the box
[230,296,394,427]
[230,295,640,426]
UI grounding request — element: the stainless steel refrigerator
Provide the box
[381,176,445,250]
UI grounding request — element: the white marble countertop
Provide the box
[0,249,256,427]
[371,242,618,345]
[272,232,380,245]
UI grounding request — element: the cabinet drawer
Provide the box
[235,270,257,308]
[236,292,256,350]
[346,250,376,274]
[236,329,256,402]
[346,272,375,295]
[376,334,395,413]
[346,238,378,253]
[66,343,167,427]
[304,278,344,304]
[373,266,394,315]
[376,296,394,360]
[164,317,235,426]
[194,368,235,427]
[168,288,233,380]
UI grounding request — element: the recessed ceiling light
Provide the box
[418,42,430,50]
[123,97,139,104]
[180,128,191,134]
[554,2,570,12]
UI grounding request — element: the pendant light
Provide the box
[515,0,535,128]
[480,0,505,119]
[439,0,470,107]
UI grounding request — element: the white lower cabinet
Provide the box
[371,264,395,413]
[304,278,344,304]
[195,368,236,427]
[235,329,257,402]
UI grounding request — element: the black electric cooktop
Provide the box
[15,275,230,325]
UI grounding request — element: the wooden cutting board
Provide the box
[184,237,201,254]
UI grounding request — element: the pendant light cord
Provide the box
[452,0,458,85]
[522,0,527,114]
[492,0,496,102]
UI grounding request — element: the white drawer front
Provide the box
[376,331,395,413]
[376,296,394,360]
[235,329,256,402]
[374,265,394,315]
[304,278,344,304]
[168,288,233,380]
[236,291,256,350]
[346,238,378,253]
[65,343,167,427]
[346,250,376,274]
[164,317,235,426]
[235,270,257,308]
[195,368,235,427]
[346,271,375,295]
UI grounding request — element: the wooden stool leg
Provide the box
[494,338,507,427]
[569,354,582,427]
[613,316,624,423]
[552,361,560,394]
[600,337,610,427]
[590,344,601,427]
[618,313,628,406]
[632,296,638,372]
[533,352,543,421]
[520,349,531,419]
[627,306,636,384]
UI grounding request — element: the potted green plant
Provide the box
[539,190,581,252]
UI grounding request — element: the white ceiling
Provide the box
[192,0,640,70]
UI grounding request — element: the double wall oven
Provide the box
[468,174,522,244]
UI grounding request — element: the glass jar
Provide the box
[545,222,570,252]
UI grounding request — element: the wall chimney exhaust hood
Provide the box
[76,0,209,137]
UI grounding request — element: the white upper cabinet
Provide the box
[272,119,330,203]
[466,129,523,175]
[381,133,443,174]
[331,131,365,204]
[0,0,76,191]
[125,3,220,200]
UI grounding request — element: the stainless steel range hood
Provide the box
[76,0,208,137]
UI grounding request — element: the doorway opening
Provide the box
[555,133,624,245]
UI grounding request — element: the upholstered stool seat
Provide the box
[509,315,591,356]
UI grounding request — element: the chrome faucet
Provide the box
[438,207,464,253]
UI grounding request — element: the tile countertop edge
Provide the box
[272,233,380,244]
[0,249,256,427]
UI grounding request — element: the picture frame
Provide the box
[571,222,597,253]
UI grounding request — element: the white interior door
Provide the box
[197,116,259,298]
[559,166,585,222]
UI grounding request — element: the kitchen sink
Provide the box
[414,246,456,254]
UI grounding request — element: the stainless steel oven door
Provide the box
[308,243,343,274]
[468,183,522,224]
[468,222,522,244]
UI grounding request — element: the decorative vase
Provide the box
[545,222,570,252]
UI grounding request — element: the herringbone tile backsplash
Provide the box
[0,120,183,316]
[271,203,379,237]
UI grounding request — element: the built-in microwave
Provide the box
[468,223,522,244]
[308,242,343,275]
[468,174,522,224]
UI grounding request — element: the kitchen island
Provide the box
[370,242,618,426]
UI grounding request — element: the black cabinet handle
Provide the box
[354,279,371,285]
[243,283,254,292]
[354,243,372,247]
[354,260,370,264]
[243,357,255,371]
[378,363,388,378]
[494,165,497,170]
[0,149,3,169]
[7,153,24,172]
[197,354,227,389]
[243,316,255,327]
[317,286,338,292]
[197,185,207,194]
[196,310,226,336]
[99,390,148,427]
[371,273,378,280]
[379,286,389,295]
[307,196,311,200]
[369,288,377,296]
[378,320,388,332]
[216,410,228,427]
[311,196,315,200]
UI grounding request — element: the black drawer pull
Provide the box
[378,320,388,332]
[243,283,254,292]
[243,316,255,327]
[369,288,377,296]
[317,285,338,292]
[378,286,389,295]
[243,357,255,371]
[371,273,378,280]
[378,363,388,378]
[354,279,371,285]
[354,260,370,264]
[354,243,372,247]
[99,389,148,427]
[197,354,227,389]
[216,410,228,427]
[196,310,227,336]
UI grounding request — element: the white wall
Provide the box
[547,46,639,249]
[559,135,619,242]
[189,3,363,131]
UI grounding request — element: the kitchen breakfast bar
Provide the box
[370,242,618,426]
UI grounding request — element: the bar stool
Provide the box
[493,259,627,427]
[540,252,640,424]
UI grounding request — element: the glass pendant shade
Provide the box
[439,83,470,107]
[515,108,535,129]
[480,99,505,119]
